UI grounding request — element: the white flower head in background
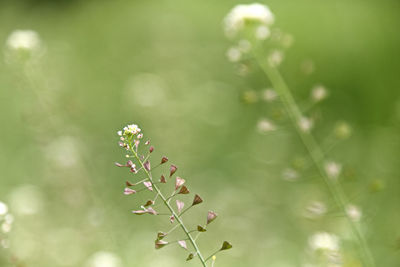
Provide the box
[255,25,271,40]
[309,232,339,252]
[268,49,284,67]
[305,201,327,218]
[282,168,299,182]
[6,30,41,51]
[86,251,122,267]
[226,47,241,62]
[324,161,342,180]
[298,116,313,133]
[0,201,8,216]
[346,204,362,222]
[311,85,328,102]
[262,88,278,102]
[224,3,274,38]
[257,118,276,133]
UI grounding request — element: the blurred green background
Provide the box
[0,0,399,266]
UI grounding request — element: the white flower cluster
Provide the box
[117,124,143,151]
[0,201,14,248]
[309,232,339,252]
[118,124,141,137]
[6,30,41,51]
[224,3,274,38]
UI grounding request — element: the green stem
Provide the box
[255,56,375,267]
[131,150,208,267]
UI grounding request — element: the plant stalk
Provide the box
[131,150,208,267]
[255,56,375,267]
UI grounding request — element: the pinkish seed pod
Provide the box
[143,181,153,191]
[176,200,185,214]
[115,162,124,167]
[145,140,150,145]
[169,215,175,224]
[207,211,218,225]
[155,240,168,249]
[175,177,185,190]
[124,188,136,195]
[170,165,177,177]
[149,146,154,153]
[161,156,168,164]
[178,240,187,250]
[144,161,151,171]
[157,231,167,240]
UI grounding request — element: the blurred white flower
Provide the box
[298,117,313,133]
[282,168,299,181]
[10,184,43,215]
[255,25,271,40]
[311,85,328,102]
[125,73,167,108]
[1,222,11,233]
[334,121,352,139]
[0,201,8,215]
[257,118,276,133]
[346,204,362,222]
[86,251,122,267]
[4,214,14,224]
[268,50,284,67]
[309,232,339,252]
[238,39,251,52]
[262,88,278,102]
[46,136,81,168]
[324,161,342,180]
[224,3,274,38]
[6,30,41,51]
[226,47,241,62]
[305,201,327,218]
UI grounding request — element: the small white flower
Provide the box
[346,204,362,222]
[4,214,14,224]
[123,124,141,136]
[0,201,8,215]
[224,3,274,38]
[257,118,276,133]
[334,121,352,139]
[117,131,122,136]
[268,50,284,67]
[282,168,299,181]
[226,47,241,62]
[305,201,327,218]
[262,88,277,102]
[1,223,11,233]
[86,251,122,267]
[255,25,271,40]
[324,161,342,180]
[238,39,252,53]
[6,30,41,51]
[298,117,313,133]
[311,85,328,102]
[309,232,339,252]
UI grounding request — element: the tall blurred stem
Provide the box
[255,54,375,267]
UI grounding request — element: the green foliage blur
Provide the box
[0,0,399,266]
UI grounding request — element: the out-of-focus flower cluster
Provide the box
[0,201,14,249]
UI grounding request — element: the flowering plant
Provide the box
[115,124,231,266]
